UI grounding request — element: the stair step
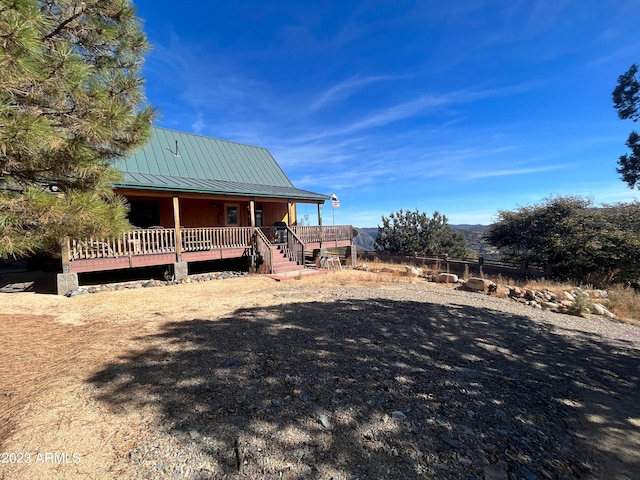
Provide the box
[272,257,298,265]
[273,264,303,273]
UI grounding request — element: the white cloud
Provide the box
[309,74,402,112]
[191,114,205,135]
[464,163,570,179]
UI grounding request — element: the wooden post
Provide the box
[61,236,71,273]
[173,195,182,261]
[286,200,292,226]
[249,199,256,229]
[317,202,323,248]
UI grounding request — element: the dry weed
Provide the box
[364,258,640,323]
[607,286,640,325]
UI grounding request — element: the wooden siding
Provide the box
[121,193,293,229]
[261,203,289,226]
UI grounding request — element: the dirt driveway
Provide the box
[1,271,639,479]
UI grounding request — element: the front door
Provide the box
[225,204,240,226]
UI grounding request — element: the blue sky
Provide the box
[133,0,639,227]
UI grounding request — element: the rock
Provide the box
[440,434,461,449]
[524,289,536,300]
[391,410,407,421]
[518,465,538,480]
[318,414,331,429]
[541,301,560,311]
[188,429,200,440]
[484,464,508,480]
[437,273,459,283]
[66,289,88,297]
[465,277,494,292]
[563,291,576,301]
[508,286,524,297]
[591,303,616,318]
[222,358,240,368]
[143,280,155,288]
[405,265,423,277]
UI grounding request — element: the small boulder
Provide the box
[437,273,459,283]
[464,277,494,292]
[541,301,560,311]
[391,410,407,421]
[405,265,423,277]
[508,286,524,298]
[591,303,616,318]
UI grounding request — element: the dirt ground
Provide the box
[0,270,639,479]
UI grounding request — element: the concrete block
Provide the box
[174,261,188,280]
[57,272,79,296]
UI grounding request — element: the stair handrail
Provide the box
[285,226,305,266]
[253,227,274,274]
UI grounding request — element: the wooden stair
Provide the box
[271,244,304,274]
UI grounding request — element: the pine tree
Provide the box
[0,0,155,257]
[612,64,640,188]
[374,209,468,257]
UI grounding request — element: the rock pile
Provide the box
[65,271,249,297]
[461,277,616,319]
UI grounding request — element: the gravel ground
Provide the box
[1,273,639,480]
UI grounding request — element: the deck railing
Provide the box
[181,227,253,251]
[67,225,352,262]
[69,226,254,260]
[291,225,353,244]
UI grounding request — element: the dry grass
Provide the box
[357,259,640,324]
[607,285,640,325]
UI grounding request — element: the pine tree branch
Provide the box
[43,4,87,41]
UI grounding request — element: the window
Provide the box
[128,200,160,228]
[226,204,239,226]
[255,206,263,228]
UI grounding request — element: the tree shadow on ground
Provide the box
[88,297,640,479]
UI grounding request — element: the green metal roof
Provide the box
[112,126,329,202]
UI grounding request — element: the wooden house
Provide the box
[57,127,353,294]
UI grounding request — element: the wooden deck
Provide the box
[63,225,353,274]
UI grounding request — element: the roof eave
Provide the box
[113,182,330,202]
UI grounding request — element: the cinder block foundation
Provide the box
[56,272,79,296]
[174,261,188,280]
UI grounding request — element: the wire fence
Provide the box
[357,250,548,281]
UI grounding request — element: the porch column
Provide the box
[286,200,292,226]
[317,202,323,248]
[57,236,78,295]
[249,198,256,229]
[173,195,183,261]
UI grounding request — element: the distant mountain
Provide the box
[352,227,377,251]
[353,224,501,259]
